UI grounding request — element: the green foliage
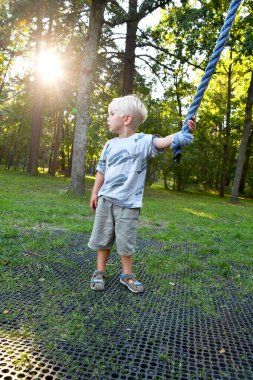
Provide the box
[0,0,252,196]
[146,0,253,194]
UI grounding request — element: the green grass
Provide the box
[0,170,253,374]
[1,170,253,292]
[0,170,95,233]
[139,185,253,311]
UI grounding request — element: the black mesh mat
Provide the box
[1,234,253,379]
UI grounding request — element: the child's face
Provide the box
[107,110,125,134]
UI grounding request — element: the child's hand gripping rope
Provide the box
[171,118,196,162]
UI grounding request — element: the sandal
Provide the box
[119,273,144,293]
[90,270,106,291]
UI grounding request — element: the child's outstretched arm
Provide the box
[90,171,104,211]
[155,119,196,150]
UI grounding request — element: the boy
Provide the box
[88,95,195,293]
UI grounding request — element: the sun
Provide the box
[37,50,62,83]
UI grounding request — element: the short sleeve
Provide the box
[96,142,110,175]
[150,134,165,157]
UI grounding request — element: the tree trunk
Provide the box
[48,115,57,174]
[70,0,107,195]
[66,145,73,178]
[121,0,172,94]
[122,0,138,95]
[239,128,252,193]
[231,72,253,203]
[5,123,22,170]
[219,57,232,197]
[65,122,72,177]
[0,56,13,96]
[163,173,169,189]
[174,73,183,189]
[27,0,44,175]
[60,149,66,173]
[50,110,64,176]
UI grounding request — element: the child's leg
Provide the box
[114,205,143,292]
[97,249,110,272]
[90,249,110,291]
[121,255,133,276]
[120,255,143,293]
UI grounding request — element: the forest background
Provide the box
[0,0,252,203]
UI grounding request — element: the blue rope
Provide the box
[172,0,243,163]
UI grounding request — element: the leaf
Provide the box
[0,260,9,265]
[219,348,225,354]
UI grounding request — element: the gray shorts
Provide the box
[88,197,140,256]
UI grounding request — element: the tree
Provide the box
[239,129,252,193]
[1,0,90,174]
[2,0,253,199]
[112,0,173,95]
[219,51,233,197]
[70,0,108,195]
[9,0,89,175]
[150,0,253,195]
[70,0,174,195]
[27,0,45,175]
[231,72,253,203]
[122,0,138,95]
[48,109,64,176]
[230,0,253,200]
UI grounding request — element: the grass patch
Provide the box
[1,170,253,294]
[0,170,93,234]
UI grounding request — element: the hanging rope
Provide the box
[172,0,243,163]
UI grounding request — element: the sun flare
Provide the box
[37,50,62,83]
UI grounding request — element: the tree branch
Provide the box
[135,55,167,89]
[136,53,174,73]
[137,0,171,21]
[106,0,128,27]
[106,0,171,27]
[137,41,205,71]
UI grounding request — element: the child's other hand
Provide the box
[187,118,196,133]
[90,194,98,211]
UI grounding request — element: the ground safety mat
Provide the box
[1,234,253,379]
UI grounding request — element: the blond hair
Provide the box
[108,95,148,130]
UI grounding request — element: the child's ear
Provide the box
[124,115,132,126]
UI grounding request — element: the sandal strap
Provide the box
[90,271,106,284]
[120,273,136,280]
[91,278,104,284]
[120,273,142,286]
[93,270,106,277]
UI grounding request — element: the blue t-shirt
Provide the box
[96,133,164,208]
